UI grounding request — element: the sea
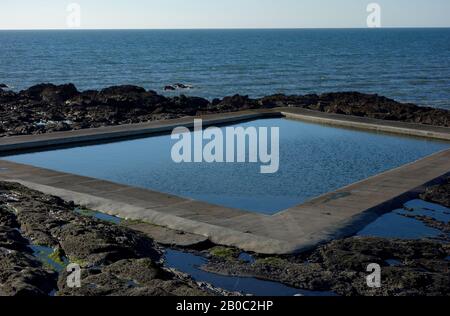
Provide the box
[0,28,449,109]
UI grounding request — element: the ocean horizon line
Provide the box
[1,26,450,31]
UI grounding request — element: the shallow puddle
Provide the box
[164,249,336,297]
[401,200,450,223]
[357,199,449,240]
[28,245,69,273]
[385,259,403,267]
[75,208,122,225]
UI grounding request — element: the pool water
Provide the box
[3,119,449,214]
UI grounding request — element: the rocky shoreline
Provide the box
[420,178,450,208]
[1,82,449,296]
[200,178,450,296]
[202,237,449,296]
[1,83,449,137]
[1,178,449,296]
[0,181,222,296]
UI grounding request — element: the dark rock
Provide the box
[95,85,148,108]
[169,95,209,115]
[211,98,221,106]
[0,205,20,228]
[56,220,161,266]
[203,237,450,296]
[0,197,58,296]
[20,83,79,104]
[164,83,193,91]
[57,258,209,296]
[0,89,17,103]
[309,92,450,127]
[420,177,450,208]
[0,248,58,296]
[213,94,259,112]
[0,227,30,252]
[258,94,319,108]
[1,83,449,137]
[164,85,176,91]
[173,83,193,89]
[5,182,160,265]
[0,181,213,296]
[0,83,8,89]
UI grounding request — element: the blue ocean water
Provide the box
[0,28,449,109]
[4,118,449,214]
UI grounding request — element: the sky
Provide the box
[0,0,449,30]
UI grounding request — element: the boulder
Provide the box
[213,94,259,112]
[20,83,79,104]
[420,177,450,208]
[164,85,176,91]
[0,248,57,296]
[164,83,193,91]
[169,95,210,115]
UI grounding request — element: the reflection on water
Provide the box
[358,200,449,240]
[75,208,122,225]
[164,249,336,297]
[29,245,69,273]
[5,119,449,214]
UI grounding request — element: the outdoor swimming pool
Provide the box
[3,118,449,214]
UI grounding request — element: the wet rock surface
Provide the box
[200,180,450,296]
[0,181,213,296]
[202,237,450,296]
[57,258,210,296]
[1,179,450,296]
[0,202,57,296]
[1,83,449,137]
[420,177,450,208]
[164,83,193,91]
[0,248,58,296]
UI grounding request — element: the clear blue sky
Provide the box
[0,0,449,29]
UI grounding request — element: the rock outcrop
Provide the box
[420,177,450,208]
[0,182,212,296]
[1,83,449,137]
[164,83,193,91]
[203,237,450,296]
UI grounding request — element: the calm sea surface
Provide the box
[0,28,449,109]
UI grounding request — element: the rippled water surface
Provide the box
[4,119,449,213]
[0,29,449,108]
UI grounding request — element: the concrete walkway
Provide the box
[1,108,449,254]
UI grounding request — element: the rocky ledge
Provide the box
[0,179,449,296]
[200,178,450,296]
[0,181,217,296]
[202,237,450,296]
[420,177,450,208]
[1,83,449,137]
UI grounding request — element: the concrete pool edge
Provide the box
[0,109,450,254]
[0,152,449,254]
[0,108,449,154]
